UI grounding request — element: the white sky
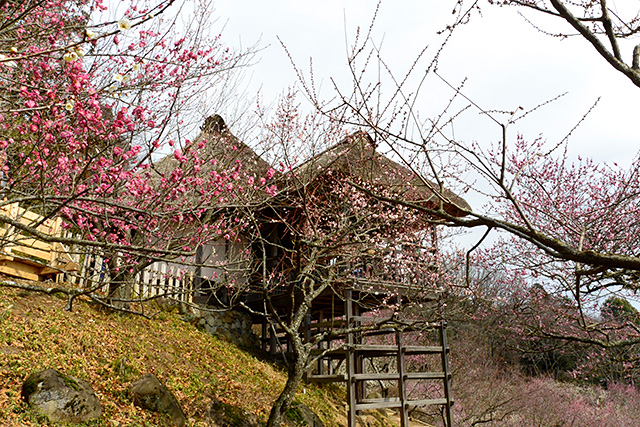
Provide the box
[209,0,640,259]
[213,0,639,167]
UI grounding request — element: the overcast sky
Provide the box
[213,1,638,167]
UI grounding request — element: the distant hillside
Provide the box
[0,284,350,426]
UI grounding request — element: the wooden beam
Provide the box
[0,261,39,281]
[396,327,409,427]
[345,288,356,427]
[440,321,454,427]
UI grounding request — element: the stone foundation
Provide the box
[188,309,258,349]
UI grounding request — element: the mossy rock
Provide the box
[285,403,324,427]
[209,398,260,427]
[21,369,102,423]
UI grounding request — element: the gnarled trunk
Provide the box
[266,335,309,427]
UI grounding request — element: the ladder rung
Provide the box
[310,348,346,356]
[350,372,446,381]
[306,374,346,383]
[406,372,448,380]
[352,373,398,381]
[346,344,444,355]
[406,398,450,407]
[355,397,451,411]
[355,398,402,410]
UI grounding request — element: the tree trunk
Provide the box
[106,257,133,310]
[266,336,308,427]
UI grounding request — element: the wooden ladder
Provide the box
[305,289,454,427]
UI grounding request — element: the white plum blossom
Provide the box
[63,51,78,62]
[0,54,16,68]
[118,17,132,31]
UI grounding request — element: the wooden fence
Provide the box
[72,250,194,303]
[134,261,194,303]
[0,203,193,303]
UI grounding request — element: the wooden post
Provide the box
[440,321,453,427]
[345,288,356,427]
[396,328,409,427]
[354,302,365,402]
[395,294,409,427]
[261,320,268,352]
[270,323,277,358]
[317,310,325,376]
[303,311,312,382]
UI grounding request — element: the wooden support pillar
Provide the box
[396,328,409,427]
[261,321,268,352]
[345,288,357,427]
[354,302,365,402]
[440,321,453,427]
[269,324,277,358]
[303,311,312,382]
[395,294,409,427]
[304,311,311,343]
[318,310,325,375]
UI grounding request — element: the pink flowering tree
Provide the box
[0,0,261,310]
[237,95,464,427]
[463,142,640,384]
[282,0,640,394]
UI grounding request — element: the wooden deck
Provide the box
[0,203,78,281]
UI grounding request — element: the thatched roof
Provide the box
[282,131,470,217]
[153,118,469,217]
[153,115,272,179]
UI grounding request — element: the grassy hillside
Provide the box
[0,285,348,426]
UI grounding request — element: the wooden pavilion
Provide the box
[238,130,469,426]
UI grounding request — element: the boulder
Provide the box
[21,369,102,423]
[129,373,186,427]
[208,397,261,427]
[285,403,324,427]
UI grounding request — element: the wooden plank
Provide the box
[352,373,399,381]
[345,289,356,427]
[0,262,40,281]
[350,372,447,381]
[356,397,450,411]
[396,327,409,427]
[39,266,63,276]
[9,245,52,263]
[305,319,347,329]
[407,398,450,407]
[440,321,454,427]
[346,344,443,355]
[14,207,59,234]
[405,372,447,380]
[60,260,80,272]
[13,237,52,251]
[355,399,402,411]
[306,374,347,383]
[404,345,444,354]
[316,309,325,376]
[352,345,397,353]
[51,242,77,265]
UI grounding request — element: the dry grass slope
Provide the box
[0,285,347,426]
